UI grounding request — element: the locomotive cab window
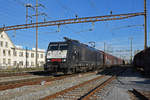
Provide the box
[48,43,68,50]
[49,44,58,50]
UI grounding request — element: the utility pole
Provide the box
[35,0,38,67]
[25,1,47,68]
[26,5,28,24]
[144,0,147,49]
[26,47,28,68]
[129,37,133,64]
[104,42,106,53]
[103,42,106,66]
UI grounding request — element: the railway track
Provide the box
[0,76,52,91]
[0,71,47,77]
[0,72,94,91]
[0,72,31,77]
[40,69,125,100]
[129,89,150,100]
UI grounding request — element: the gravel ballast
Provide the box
[1,67,149,100]
[93,68,150,100]
[0,72,99,100]
[0,75,46,83]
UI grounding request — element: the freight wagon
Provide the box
[133,47,150,75]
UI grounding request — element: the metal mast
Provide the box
[26,5,28,24]
[130,37,133,63]
[35,0,38,67]
[144,0,147,49]
[25,4,33,24]
[0,12,144,31]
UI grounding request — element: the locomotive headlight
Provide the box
[62,59,66,62]
[47,59,51,62]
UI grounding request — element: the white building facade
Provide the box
[0,31,45,69]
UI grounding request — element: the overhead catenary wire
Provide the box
[0,0,23,16]
[89,0,101,14]
[63,25,94,42]
[0,0,27,25]
[56,0,78,17]
[13,0,26,6]
[9,30,52,49]
[111,24,144,30]
[0,0,147,51]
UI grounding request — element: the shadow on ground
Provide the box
[96,65,150,78]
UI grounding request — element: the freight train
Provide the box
[44,37,124,74]
[133,47,150,75]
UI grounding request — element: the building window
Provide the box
[31,62,34,66]
[19,52,23,57]
[37,54,39,58]
[3,50,6,56]
[8,59,11,65]
[40,61,44,65]
[8,50,11,56]
[5,42,8,48]
[41,54,43,58]
[31,53,34,58]
[0,41,3,47]
[1,35,3,38]
[19,61,23,66]
[13,51,17,56]
[13,61,17,66]
[26,53,29,58]
[27,62,29,66]
[3,58,6,64]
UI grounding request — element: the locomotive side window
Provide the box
[59,44,68,50]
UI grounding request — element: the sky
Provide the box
[0,0,149,60]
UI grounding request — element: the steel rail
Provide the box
[0,76,54,91]
[81,69,126,100]
[0,72,30,77]
[0,72,94,91]
[81,76,116,100]
[40,75,106,100]
[40,68,125,100]
[129,89,149,100]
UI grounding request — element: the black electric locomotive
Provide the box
[44,37,103,74]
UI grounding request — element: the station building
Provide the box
[0,31,45,69]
